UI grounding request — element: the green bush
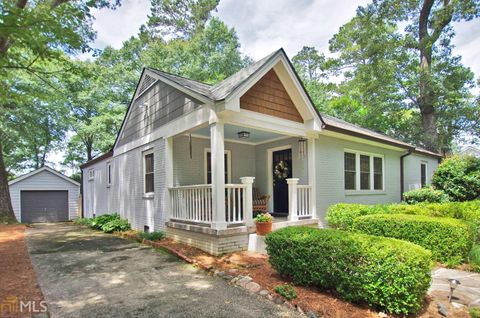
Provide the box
[101,218,130,233]
[432,155,480,202]
[325,203,388,230]
[90,213,121,230]
[274,284,297,300]
[265,227,432,315]
[138,231,165,241]
[73,217,94,226]
[403,187,449,204]
[352,214,474,264]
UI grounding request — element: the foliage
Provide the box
[326,201,480,240]
[265,227,432,315]
[352,214,474,264]
[471,308,480,318]
[73,217,94,226]
[403,187,449,204]
[469,245,480,272]
[87,213,130,233]
[138,231,166,241]
[254,213,273,223]
[432,155,480,201]
[274,285,297,301]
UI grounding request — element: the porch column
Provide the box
[165,137,174,222]
[240,177,255,226]
[210,122,227,230]
[287,178,299,221]
[307,137,317,219]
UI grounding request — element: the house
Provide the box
[9,166,80,223]
[462,146,480,158]
[80,49,441,255]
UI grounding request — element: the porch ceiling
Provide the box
[193,124,285,144]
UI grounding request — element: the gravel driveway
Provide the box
[26,223,299,318]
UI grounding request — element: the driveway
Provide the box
[26,223,300,318]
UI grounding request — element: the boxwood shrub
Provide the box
[265,227,432,315]
[403,187,449,204]
[327,201,480,237]
[352,214,475,264]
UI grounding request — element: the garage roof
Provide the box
[8,166,80,186]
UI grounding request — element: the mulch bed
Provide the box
[0,224,45,316]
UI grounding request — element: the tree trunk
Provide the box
[0,139,17,223]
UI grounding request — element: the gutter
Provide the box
[400,149,413,200]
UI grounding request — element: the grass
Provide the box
[138,231,165,241]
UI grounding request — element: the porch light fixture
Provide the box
[448,278,461,302]
[298,138,307,160]
[238,131,250,139]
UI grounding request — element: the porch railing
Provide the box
[287,178,313,220]
[169,181,253,226]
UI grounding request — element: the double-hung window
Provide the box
[144,151,154,194]
[344,150,384,192]
[420,162,427,188]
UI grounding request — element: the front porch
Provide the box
[163,122,319,255]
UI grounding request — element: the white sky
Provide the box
[49,0,480,172]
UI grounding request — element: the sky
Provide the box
[50,0,480,172]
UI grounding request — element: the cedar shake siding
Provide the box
[240,69,304,123]
[117,80,203,147]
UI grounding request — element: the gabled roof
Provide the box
[79,151,113,169]
[9,166,80,186]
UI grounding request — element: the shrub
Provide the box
[265,227,432,315]
[352,214,474,264]
[326,203,388,229]
[74,217,94,226]
[274,285,297,300]
[90,213,121,230]
[469,244,480,272]
[403,187,449,204]
[432,155,480,202]
[138,231,165,241]
[100,218,130,233]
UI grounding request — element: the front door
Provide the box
[272,148,292,214]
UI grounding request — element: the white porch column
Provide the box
[307,137,317,219]
[210,122,227,230]
[240,177,255,226]
[287,178,299,221]
[165,137,174,222]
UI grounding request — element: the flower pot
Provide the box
[255,221,272,236]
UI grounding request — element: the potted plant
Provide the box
[254,212,273,236]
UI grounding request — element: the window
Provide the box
[373,157,383,190]
[344,150,384,191]
[144,152,154,193]
[344,152,356,190]
[88,169,94,180]
[420,162,427,188]
[106,162,112,187]
[360,155,370,190]
[205,149,231,184]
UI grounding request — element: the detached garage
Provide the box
[8,166,80,223]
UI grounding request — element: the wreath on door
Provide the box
[273,160,290,184]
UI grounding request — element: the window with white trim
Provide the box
[420,162,427,188]
[144,151,154,194]
[106,162,112,187]
[344,150,384,191]
[204,149,231,184]
[88,169,94,180]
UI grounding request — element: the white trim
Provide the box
[9,166,80,187]
[343,148,385,193]
[189,133,291,146]
[143,149,155,195]
[204,148,232,184]
[267,145,293,212]
[321,130,407,152]
[106,161,112,187]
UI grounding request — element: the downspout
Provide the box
[80,167,84,218]
[400,149,413,201]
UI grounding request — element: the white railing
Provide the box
[225,184,247,224]
[297,185,312,217]
[170,185,212,223]
[287,178,313,220]
[169,180,253,226]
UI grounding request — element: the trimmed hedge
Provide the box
[265,227,432,315]
[352,214,475,264]
[326,201,480,237]
[403,187,449,204]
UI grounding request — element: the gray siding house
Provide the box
[81,49,441,255]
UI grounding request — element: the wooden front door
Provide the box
[272,148,292,214]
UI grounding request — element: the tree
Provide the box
[0,0,120,222]
[326,0,479,151]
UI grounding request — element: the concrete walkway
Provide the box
[429,268,480,308]
[25,223,300,318]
